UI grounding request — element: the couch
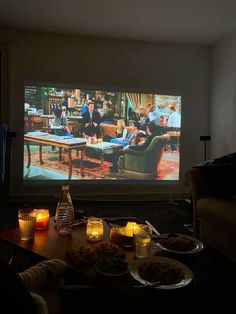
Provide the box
[185,158,236,264]
[99,123,132,138]
[117,133,170,179]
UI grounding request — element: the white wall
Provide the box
[210,32,236,157]
[0,30,210,200]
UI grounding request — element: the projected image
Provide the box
[24,85,181,181]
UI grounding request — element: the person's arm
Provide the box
[122,128,128,139]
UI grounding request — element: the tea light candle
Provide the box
[86,217,103,242]
[34,209,50,229]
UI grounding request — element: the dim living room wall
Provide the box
[210,32,236,158]
[0,29,210,201]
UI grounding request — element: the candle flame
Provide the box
[125,222,137,236]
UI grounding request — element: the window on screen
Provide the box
[23,85,181,181]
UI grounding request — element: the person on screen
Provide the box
[103,119,127,143]
[166,103,181,151]
[147,105,157,122]
[81,101,101,138]
[81,100,88,114]
[128,107,139,126]
[108,121,164,173]
[54,108,62,126]
[60,110,67,127]
[110,124,138,148]
[52,109,68,136]
[125,121,164,152]
[100,101,115,124]
[135,106,150,136]
[166,103,181,128]
[154,103,168,126]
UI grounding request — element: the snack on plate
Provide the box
[160,234,196,251]
[138,261,184,285]
[70,245,97,263]
[110,227,133,247]
[95,241,125,259]
[69,241,125,264]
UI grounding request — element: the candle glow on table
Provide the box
[34,209,50,229]
[86,217,103,242]
[125,222,138,236]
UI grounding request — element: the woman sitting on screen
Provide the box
[103,119,128,143]
[52,109,69,136]
[110,124,138,148]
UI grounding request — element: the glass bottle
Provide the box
[55,185,74,235]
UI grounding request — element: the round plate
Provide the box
[95,257,128,277]
[155,233,204,254]
[129,256,193,289]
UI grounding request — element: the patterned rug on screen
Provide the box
[24,150,178,180]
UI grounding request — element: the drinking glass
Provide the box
[133,224,152,259]
[18,209,36,241]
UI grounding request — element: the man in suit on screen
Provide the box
[81,101,101,138]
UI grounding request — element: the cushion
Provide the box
[194,152,236,197]
[197,197,236,238]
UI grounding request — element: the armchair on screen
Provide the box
[117,134,170,179]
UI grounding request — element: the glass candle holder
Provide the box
[34,209,50,229]
[18,209,36,241]
[86,217,103,242]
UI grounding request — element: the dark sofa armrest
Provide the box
[185,168,211,209]
[123,147,143,155]
[185,168,211,237]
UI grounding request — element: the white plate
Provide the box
[129,256,193,289]
[95,258,128,277]
[155,233,204,254]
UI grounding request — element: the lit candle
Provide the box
[86,217,103,242]
[125,222,138,236]
[91,231,99,239]
[34,209,50,229]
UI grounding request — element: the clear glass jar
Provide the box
[86,217,103,242]
[55,185,74,235]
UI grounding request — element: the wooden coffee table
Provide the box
[0,217,196,301]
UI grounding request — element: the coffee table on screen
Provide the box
[85,141,122,167]
[24,133,87,179]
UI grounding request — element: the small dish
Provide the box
[95,257,128,277]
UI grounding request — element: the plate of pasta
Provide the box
[155,233,204,254]
[129,256,193,289]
